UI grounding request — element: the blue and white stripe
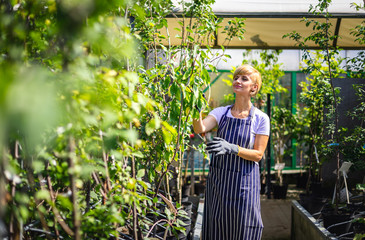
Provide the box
[202,106,263,240]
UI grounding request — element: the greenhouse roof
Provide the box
[165,0,365,49]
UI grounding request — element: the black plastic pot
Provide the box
[353,221,365,235]
[155,219,191,240]
[296,174,308,189]
[299,194,327,215]
[182,184,191,196]
[311,197,326,214]
[272,183,288,199]
[310,181,323,197]
[194,182,206,195]
[260,183,266,195]
[322,211,352,236]
[167,231,189,240]
[181,195,189,203]
[182,201,193,219]
[347,203,365,213]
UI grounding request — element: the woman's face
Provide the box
[232,74,257,96]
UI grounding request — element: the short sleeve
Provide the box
[208,106,229,125]
[253,110,270,136]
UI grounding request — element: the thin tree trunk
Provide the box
[68,138,81,240]
[190,143,195,195]
[325,5,340,210]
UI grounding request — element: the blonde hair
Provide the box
[233,64,262,96]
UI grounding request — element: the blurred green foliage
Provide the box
[0,0,246,239]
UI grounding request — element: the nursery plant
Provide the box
[337,84,365,172]
[284,0,347,203]
[271,106,300,186]
[298,51,346,195]
[131,0,246,205]
[285,0,365,238]
[340,2,365,173]
[287,0,365,199]
[0,0,246,239]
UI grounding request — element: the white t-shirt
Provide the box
[208,105,270,137]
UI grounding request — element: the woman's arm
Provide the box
[237,134,269,162]
[193,113,217,134]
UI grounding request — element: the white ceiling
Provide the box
[210,0,364,15]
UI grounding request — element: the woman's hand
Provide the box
[206,137,239,156]
[193,114,217,134]
[207,135,269,162]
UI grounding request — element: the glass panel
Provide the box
[274,73,291,109]
[296,72,307,109]
[297,142,309,168]
[283,141,293,168]
[273,73,292,167]
[296,72,310,167]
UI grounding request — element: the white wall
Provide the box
[212,49,362,72]
[146,48,363,72]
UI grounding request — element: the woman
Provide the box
[193,64,270,240]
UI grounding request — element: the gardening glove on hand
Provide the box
[206,137,239,156]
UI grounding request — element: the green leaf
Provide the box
[145,115,160,135]
[138,180,148,190]
[19,205,29,220]
[131,101,141,114]
[126,178,137,190]
[164,208,172,220]
[170,81,180,96]
[120,129,138,144]
[132,151,144,158]
[57,195,73,211]
[137,169,145,178]
[162,121,177,144]
[35,190,50,201]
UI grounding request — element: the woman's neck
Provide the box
[233,95,252,112]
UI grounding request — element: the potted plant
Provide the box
[288,0,365,238]
[271,106,299,199]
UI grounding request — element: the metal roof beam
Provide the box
[333,18,342,48]
[167,13,365,18]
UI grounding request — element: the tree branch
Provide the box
[67,137,81,240]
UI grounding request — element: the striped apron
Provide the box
[202,106,263,240]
